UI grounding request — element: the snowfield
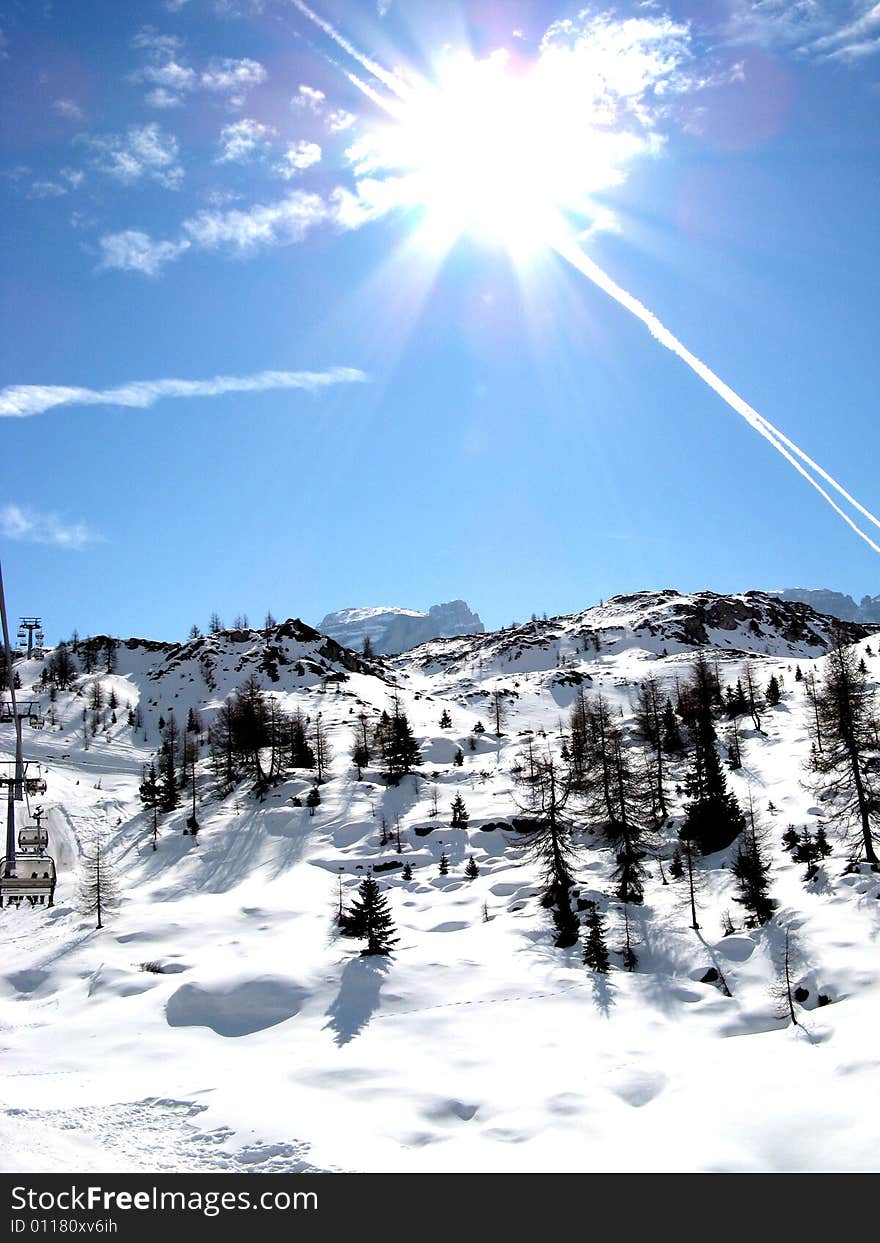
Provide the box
[2,592,879,1173]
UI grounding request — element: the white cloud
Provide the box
[52,97,84,121]
[275,140,322,178]
[292,84,326,111]
[146,87,185,109]
[0,504,103,550]
[724,1,880,63]
[98,230,191,276]
[0,367,369,420]
[326,107,356,133]
[81,123,184,189]
[182,190,328,251]
[28,179,67,199]
[131,26,183,60]
[131,29,266,108]
[201,57,266,106]
[216,117,277,163]
[164,0,192,11]
[142,59,198,93]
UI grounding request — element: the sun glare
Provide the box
[353,49,639,257]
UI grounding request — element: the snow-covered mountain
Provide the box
[777,587,880,624]
[2,589,879,1173]
[318,599,484,653]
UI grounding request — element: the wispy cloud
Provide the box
[216,117,277,163]
[132,27,267,109]
[275,140,322,177]
[0,504,103,550]
[52,97,84,122]
[98,230,191,276]
[182,190,328,250]
[0,366,369,420]
[723,1,880,63]
[80,123,184,189]
[97,179,383,274]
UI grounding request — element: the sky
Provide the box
[1,0,879,643]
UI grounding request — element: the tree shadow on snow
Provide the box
[589,969,614,1017]
[324,954,390,1047]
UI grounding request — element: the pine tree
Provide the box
[731,801,776,925]
[661,698,684,754]
[139,762,161,850]
[465,856,479,880]
[766,674,781,707]
[452,747,464,767]
[158,713,181,812]
[450,792,469,827]
[681,712,746,854]
[669,845,684,879]
[402,862,413,881]
[306,786,321,817]
[439,852,450,876]
[582,903,609,973]
[512,753,581,947]
[344,874,399,955]
[439,709,452,729]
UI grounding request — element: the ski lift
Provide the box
[17,825,49,852]
[0,855,56,907]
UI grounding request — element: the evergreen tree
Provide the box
[402,862,413,881]
[452,746,464,767]
[681,712,746,854]
[450,792,469,827]
[465,855,479,880]
[438,852,450,875]
[781,824,800,853]
[158,713,181,811]
[288,708,316,770]
[582,903,609,973]
[306,786,321,816]
[139,762,161,850]
[374,698,421,784]
[731,801,776,925]
[766,674,781,707]
[660,698,684,754]
[512,753,581,947]
[344,874,399,955]
[439,709,452,729]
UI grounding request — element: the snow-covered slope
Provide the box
[1,592,879,1173]
[318,600,484,653]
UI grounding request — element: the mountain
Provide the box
[317,599,484,653]
[2,590,879,1173]
[776,587,880,624]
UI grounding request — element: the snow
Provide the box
[2,594,880,1172]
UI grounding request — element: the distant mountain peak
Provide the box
[318,600,484,654]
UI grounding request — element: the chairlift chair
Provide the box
[17,825,49,853]
[0,855,56,907]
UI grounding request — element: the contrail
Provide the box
[552,233,880,555]
[0,366,369,419]
[291,0,409,99]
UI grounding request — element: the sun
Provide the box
[350,48,635,257]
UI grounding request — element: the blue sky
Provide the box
[1,0,879,643]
